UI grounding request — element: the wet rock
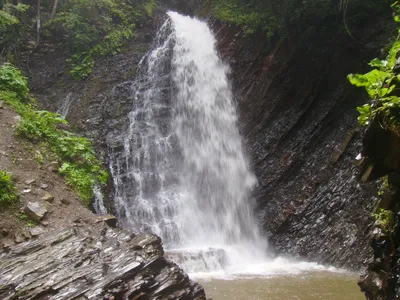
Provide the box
[0,224,206,300]
[166,248,227,273]
[211,12,390,269]
[24,201,48,221]
[41,192,54,203]
[40,183,48,189]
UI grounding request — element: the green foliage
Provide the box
[69,54,95,79]
[0,4,29,53]
[0,170,18,209]
[211,0,281,36]
[16,213,36,227]
[143,0,157,16]
[210,0,388,37]
[67,26,133,79]
[0,64,108,205]
[60,162,107,204]
[0,63,29,99]
[378,176,389,196]
[210,0,335,36]
[44,0,143,78]
[374,208,394,233]
[348,2,400,130]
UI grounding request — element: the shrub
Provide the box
[0,4,29,54]
[44,0,142,78]
[210,0,388,37]
[0,171,18,209]
[374,208,394,234]
[348,2,400,131]
[0,63,29,99]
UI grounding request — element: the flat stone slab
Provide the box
[0,224,206,300]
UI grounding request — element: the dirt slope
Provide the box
[0,103,98,247]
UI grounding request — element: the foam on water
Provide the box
[190,259,345,281]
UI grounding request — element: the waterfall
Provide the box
[93,185,108,215]
[57,92,74,118]
[110,11,267,272]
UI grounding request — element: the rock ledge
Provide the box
[0,224,205,300]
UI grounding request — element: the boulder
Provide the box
[24,202,48,221]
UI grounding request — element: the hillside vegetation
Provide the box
[209,0,390,37]
[0,0,157,78]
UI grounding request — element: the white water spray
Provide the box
[169,12,264,249]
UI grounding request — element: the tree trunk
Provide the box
[36,0,41,45]
[50,0,59,19]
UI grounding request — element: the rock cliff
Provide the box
[212,11,393,268]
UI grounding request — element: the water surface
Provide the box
[198,271,363,300]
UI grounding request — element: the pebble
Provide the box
[25,179,36,185]
[42,192,55,203]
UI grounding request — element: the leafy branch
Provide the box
[348,2,400,131]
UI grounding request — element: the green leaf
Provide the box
[369,58,388,68]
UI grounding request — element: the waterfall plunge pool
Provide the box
[166,246,363,299]
[197,271,362,300]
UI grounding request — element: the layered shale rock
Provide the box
[212,12,393,268]
[0,224,205,300]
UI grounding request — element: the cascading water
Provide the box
[170,12,262,248]
[110,11,268,272]
[107,11,361,298]
[57,92,74,118]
